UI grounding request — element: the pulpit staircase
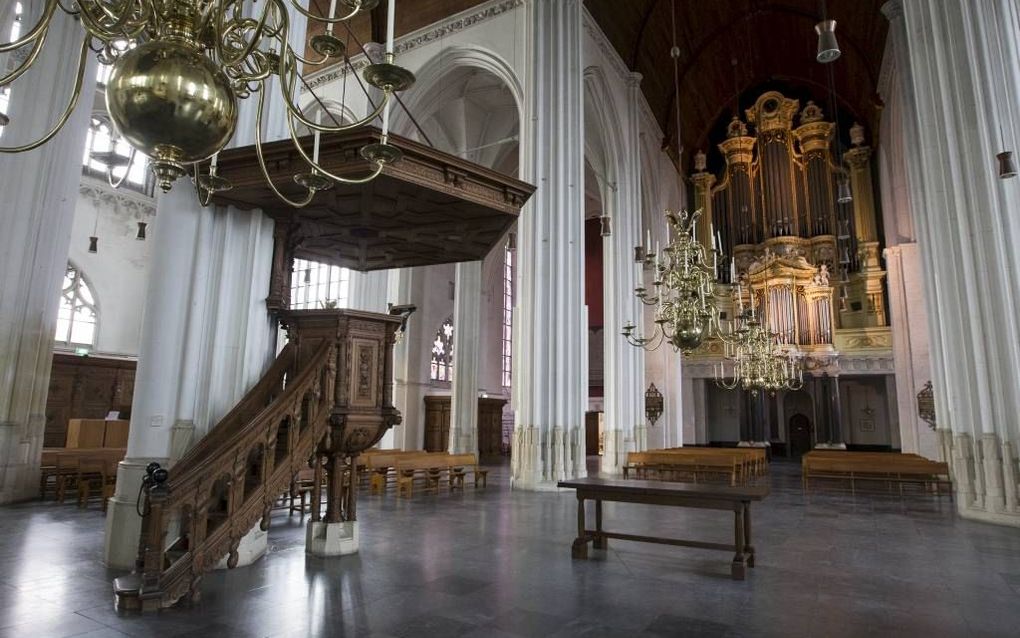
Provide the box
[114,310,402,611]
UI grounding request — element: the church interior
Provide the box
[1,0,1020,636]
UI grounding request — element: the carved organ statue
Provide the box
[692,91,888,358]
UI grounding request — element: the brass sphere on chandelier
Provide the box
[106,40,237,192]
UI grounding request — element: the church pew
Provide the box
[624,451,744,486]
[661,447,768,479]
[394,453,490,497]
[801,451,950,495]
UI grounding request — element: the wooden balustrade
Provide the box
[114,309,402,611]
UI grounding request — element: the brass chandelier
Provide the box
[714,284,804,395]
[0,0,414,202]
[622,208,720,354]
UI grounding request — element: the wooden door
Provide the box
[788,413,813,457]
[585,412,601,456]
[423,396,451,452]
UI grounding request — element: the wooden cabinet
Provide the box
[46,353,136,448]
[423,395,508,455]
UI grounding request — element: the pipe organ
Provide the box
[693,91,888,355]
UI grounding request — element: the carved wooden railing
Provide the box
[114,309,402,611]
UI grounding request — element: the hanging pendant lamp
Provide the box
[816,20,841,63]
[997,151,1017,179]
[836,176,853,203]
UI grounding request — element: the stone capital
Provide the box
[881,0,904,23]
[844,146,873,169]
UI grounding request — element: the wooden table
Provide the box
[557,477,769,580]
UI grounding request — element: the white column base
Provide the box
[306,520,359,556]
[104,457,167,569]
[634,424,648,452]
[511,425,586,490]
[0,418,43,504]
[215,523,267,569]
[943,432,1020,526]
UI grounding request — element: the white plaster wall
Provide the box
[841,377,895,447]
[64,179,155,358]
[706,385,741,443]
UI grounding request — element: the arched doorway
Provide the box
[788,414,813,457]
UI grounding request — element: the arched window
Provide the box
[0,3,24,137]
[290,258,350,309]
[502,241,514,389]
[82,116,149,189]
[430,319,454,383]
[55,263,97,347]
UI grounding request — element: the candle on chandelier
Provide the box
[326,0,338,33]
[386,0,396,55]
[730,258,736,282]
[313,111,321,163]
[210,152,218,175]
[646,229,652,253]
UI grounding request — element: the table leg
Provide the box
[731,505,747,580]
[571,495,589,559]
[593,499,607,550]
[743,502,755,568]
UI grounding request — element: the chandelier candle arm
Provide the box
[0,37,89,154]
[0,0,410,192]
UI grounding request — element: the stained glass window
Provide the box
[55,263,97,347]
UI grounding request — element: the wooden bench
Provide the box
[364,451,445,494]
[659,447,768,478]
[624,451,745,486]
[47,448,125,506]
[801,451,951,496]
[394,453,489,497]
[558,477,769,580]
[446,453,488,489]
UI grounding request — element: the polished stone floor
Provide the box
[1,460,1020,638]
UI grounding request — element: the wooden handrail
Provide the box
[115,309,402,612]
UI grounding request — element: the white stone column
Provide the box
[877,4,938,461]
[0,12,97,504]
[104,2,311,561]
[511,0,587,489]
[103,186,277,568]
[601,73,646,473]
[893,0,1020,524]
[349,270,390,312]
[449,261,482,455]
[388,267,424,450]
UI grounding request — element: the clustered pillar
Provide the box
[0,11,97,504]
[511,0,587,488]
[888,0,1020,525]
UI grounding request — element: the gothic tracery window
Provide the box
[430,319,454,383]
[55,263,97,347]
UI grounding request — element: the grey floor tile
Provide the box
[0,461,1016,638]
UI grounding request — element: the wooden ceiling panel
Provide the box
[211,128,534,271]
